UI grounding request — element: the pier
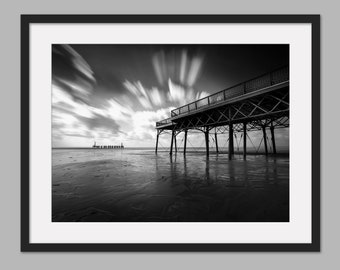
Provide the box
[155,66,289,159]
[92,142,124,149]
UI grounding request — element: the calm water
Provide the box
[52,148,289,222]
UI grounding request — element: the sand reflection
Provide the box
[52,149,289,222]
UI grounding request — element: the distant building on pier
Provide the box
[92,141,124,149]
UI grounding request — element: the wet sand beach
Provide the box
[52,149,289,222]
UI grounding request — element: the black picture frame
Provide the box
[21,14,320,252]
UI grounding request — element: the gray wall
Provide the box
[0,0,336,269]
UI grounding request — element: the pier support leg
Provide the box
[205,128,209,157]
[243,122,247,159]
[229,123,234,160]
[170,130,175,155]
[214,131,219,153]
[270,122,277,154]
[262,126,268,156]
[174,135,177,152]
[155,131,159,154]
[184,129,188,155]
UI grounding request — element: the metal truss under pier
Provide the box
[155,66,289,159]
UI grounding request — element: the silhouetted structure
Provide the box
[155,66,289,159]
[92,142,124,149]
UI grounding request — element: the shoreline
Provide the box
[52,147,289,155]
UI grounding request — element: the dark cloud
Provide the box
[52,101,76,115]
[63,132,92,138]
[77,113,121,134]
[52,45,95,83]
[52,45,96,104]
[52,122,66,130]
[91,66,126,95]
[52,45,77,81]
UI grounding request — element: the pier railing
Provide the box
[170,66,289,117]
[156,117,173,127]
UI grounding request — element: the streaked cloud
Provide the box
[55,44,95,82]
[179,50,188,84]
[149,87,163,106]
[52,44,96,104]
[123,80,166,109]
[52,44,290,149]
[152,49,204,87]
[168,79,209,105]
[52,83,121,145]
[195,91,209,100]
[151,49,207,107]
[152,51,165,85]
[168,79,194,103]
[123,80,152,109]
[52,74,174,147]
[52,45,212,147]
[187,56,204,87]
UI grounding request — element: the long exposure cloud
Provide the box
[52,45,209,147]
[52,44,289,147]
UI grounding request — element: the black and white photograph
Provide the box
[52,44,290,222]
[21,15,320,251]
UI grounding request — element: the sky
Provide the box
[52,44,289,148]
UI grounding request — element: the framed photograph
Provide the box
[21,15,320,251]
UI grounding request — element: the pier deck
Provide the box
[155,66,289,158]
